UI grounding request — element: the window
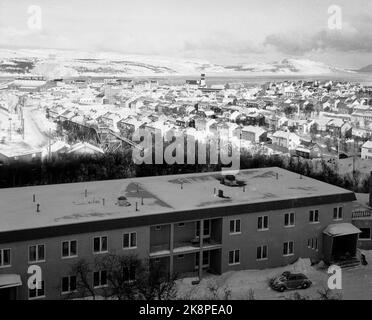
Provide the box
[333,207,343,220]
[0,248,10,267]
[229,219,241,234]
[309,210,319,223]
[177,254,185,259]
[258,216,269,230]
[359,228,371,240]
[178,223,185,227]
[123,232,137,249]
[284,213,295,227]
[256,245,268,260]
[93,236,108,253]
[283,241,294,256]
[62,240,77,258]
[228,249,240,265]
[93,270,108,288]
[29,244,45,263]
[155,225,161,231]
[29,280,45,299]
[196,251,210,268]
[61,276,77,294]
[307,238,318,250]
[196,220,211,238]
[123,266,136,282]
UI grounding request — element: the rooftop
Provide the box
[0,167,355,234]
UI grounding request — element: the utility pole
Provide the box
[8,117,11,141]
[48,128,52,160]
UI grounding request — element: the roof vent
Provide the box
[217,189,230,199]
[219,174,245,187]
[117,196,131,207]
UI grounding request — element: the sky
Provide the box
[0,0,371,68]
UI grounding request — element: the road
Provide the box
[23,106,50,149]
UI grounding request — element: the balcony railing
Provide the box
[150,243,170,253]
[352,209,372,219]
[174,238,221,250]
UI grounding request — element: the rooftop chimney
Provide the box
[36,203,40,213]
[218,189,224,198]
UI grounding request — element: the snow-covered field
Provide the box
[176,251,372,300]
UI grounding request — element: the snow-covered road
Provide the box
[23,106,51,148]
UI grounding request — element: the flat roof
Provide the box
[0,167,355,241]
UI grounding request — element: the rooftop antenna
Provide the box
[102,198,105,206]
[85,189,87,198]
[135,202,138,211]
[36,203,40,213]
[33,194,35,203]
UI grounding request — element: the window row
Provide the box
[227,241,296,265]
[229,207,344,233]
[29,267,137,299]
[1,233,137,267]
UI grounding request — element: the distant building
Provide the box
[0,146,42,164]
[241,126,267,143]
[272,131,301,150]
[67,142,104,156]
[361,141,372,160]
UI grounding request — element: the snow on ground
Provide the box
[23,106,55,149]
[176,253,372,300]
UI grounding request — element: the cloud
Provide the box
[264,14,372,55]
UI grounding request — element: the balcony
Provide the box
[149,243,170,257]
[352,209,372,219]
[173,238,222,254]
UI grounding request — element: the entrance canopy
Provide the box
[323,223,361,237]
[0,274,22,289]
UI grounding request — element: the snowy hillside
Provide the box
[0,48,354,78]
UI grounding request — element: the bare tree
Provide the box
[69,255,178,300]
[96,254,144,300]
[136,260,178,300]
[70,259,96,300]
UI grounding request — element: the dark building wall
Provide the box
[220,202,353,272]
[0,226,150,300]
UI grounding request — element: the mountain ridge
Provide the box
[0,48,358,78]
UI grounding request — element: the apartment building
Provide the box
[0,167,359,300]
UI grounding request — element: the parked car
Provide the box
[270,271,312,292]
